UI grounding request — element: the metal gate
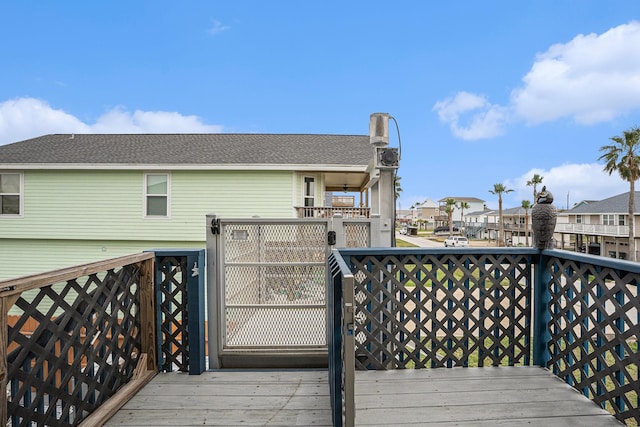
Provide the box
[206,215,374,368]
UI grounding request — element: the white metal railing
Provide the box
[555,223,629,236]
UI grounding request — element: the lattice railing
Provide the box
[544,252,640,425]
[154,250,206,375]
[328,247,640,427]
[0,253,157,427]
[346,249,535,369]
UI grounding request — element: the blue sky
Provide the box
[1,1,639,211]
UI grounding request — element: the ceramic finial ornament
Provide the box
[531,186,557,249]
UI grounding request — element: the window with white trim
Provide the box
[144,173,170,217]
[0,173,22,216]
[602,214,615,226]
[576,215,582,224]
[618,215,626,226]
[304,177,315,207]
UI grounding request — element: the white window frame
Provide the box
[303,176,315,208]
[144,172,171,219]
[618,215,626,226]
[602,214,615,226]
[0,172,23,218]
[576,215,582,224]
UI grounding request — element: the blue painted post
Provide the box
[532,252,552,366]
[186,250,206,375]
[149,249,206,375]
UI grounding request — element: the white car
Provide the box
[444,236,469,247]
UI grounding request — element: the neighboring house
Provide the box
[396,209,413,226]
[416,198,439,229]
[496,206,532,246]
[555,192,640,259]
[464,209,497,240]
[0,123,396,280]
[436,197,486,226]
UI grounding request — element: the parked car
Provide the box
[434,226,460,236]
[444,236,469,247]
[399,227,408,235]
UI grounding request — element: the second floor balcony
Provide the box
[556,222,629,237]
[295,206,370,218]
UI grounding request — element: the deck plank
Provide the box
[106,366,623,426]
[105,369,332,426]
[355,367,623,426]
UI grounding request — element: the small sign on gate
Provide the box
[232,229,249,240]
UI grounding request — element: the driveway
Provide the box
[396,233,442,247]
[397,234,493,248]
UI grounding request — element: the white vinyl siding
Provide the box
[0,169,294,242]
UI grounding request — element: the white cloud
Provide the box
[435,21,640,139]
[432,92,509,140]
[0,97,223,145]
[512,21,640,125]
[0,98,91,144]
[504,163,628,209]
[91,107,223,133]
[207,19,230,35]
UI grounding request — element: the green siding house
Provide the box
[0,132,381,280]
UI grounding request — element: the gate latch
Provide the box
[328,230,336,246]
[210,217,221,235]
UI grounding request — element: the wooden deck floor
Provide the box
[105,369,332,426]
[355,366,622,426]
[105,367,622,426]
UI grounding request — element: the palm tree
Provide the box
[394,175,402,201]
[444,198,458,236]
[527,174,544,203]
[489,183,513,246]
[521,200,532,246]
[599,126,640,262]
[459,201,470,233]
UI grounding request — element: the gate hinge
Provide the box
[210,217,221,235]
[328,230,336,246]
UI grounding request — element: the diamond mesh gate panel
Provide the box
[344,222,369,248]
[223,222,328,348]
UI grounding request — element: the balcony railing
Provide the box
[295,206,370,218]
[556,223,629,237]
[329,247,640,426]
[0,249,205,426]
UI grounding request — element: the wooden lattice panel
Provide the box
[7,265,142,426]
[348,252,533,369]
[157,256,189,373]
[546,256,640,425]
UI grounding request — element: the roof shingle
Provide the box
[0,133,373,167]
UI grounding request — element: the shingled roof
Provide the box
[567,192,640,214]
[0,133,373,168]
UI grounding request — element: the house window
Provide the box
[145,173,170,217]
[576,215,582,224]
[0,173,22,216]
[304,177,315,208]
[618,215,626,226]
[602,214,615,226]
